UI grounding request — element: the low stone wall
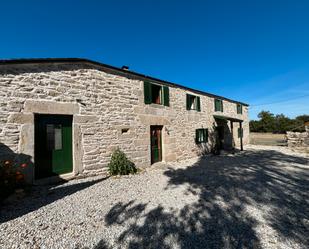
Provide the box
[286,126,309,153]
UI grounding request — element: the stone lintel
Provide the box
[8,113,34,124]
[24,100,80,115]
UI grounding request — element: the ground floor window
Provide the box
[196,129,208,144]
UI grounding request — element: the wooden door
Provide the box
[35,114,73,179]
[150,126,162,164]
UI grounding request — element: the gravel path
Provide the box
[0,145,308,249]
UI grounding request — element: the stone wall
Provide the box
[286,126,309,153]
[0,62,249,182]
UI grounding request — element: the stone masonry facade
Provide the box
[0,60,249,183]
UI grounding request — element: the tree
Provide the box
[249,111,308,133]
[295,115,309,123]
[257,111,275,132]
[249,120,263,132]
[274,114,292,133]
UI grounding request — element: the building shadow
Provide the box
[0,143,108,223]
[0,176,107,223]
[103,148,308,249]
[0,142,34,201]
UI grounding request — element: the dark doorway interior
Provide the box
[35,114,73,179]
[151,84,162,104]
[216,126,225,150]
[150,126,163,164]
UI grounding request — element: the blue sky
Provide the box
[0,0,308,119]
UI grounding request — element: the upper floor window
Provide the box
[196,128,208,144]
[237,104,242,114]
[214,99,223,112]
[144,81,169,106]
[186,94,201,111]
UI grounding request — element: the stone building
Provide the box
[0,58,249,183]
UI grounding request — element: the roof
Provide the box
[0,58,249,106]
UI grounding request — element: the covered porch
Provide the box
[213,115,244,151]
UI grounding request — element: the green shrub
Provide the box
[108,149,137,175]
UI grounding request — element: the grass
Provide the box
[250,132,287,146]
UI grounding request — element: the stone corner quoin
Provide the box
[0,60,249,183]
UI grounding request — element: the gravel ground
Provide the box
[0,145,308,249]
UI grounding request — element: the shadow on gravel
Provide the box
[0,177,107,223]
[103,149,308,249]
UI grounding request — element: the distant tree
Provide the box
[249,111,308,133]
[295,115,309,123]
[249,120,262,132]
[292,115,309,132]
[274,114,292,133]
[258,111,275,132]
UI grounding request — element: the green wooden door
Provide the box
[35,115,73,179]
[150,126,162,164]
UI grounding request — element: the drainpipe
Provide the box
[240,121,243,151]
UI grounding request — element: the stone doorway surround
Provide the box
[8,100,85,184]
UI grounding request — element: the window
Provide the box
[238,128,243,138]
[214,99,223,112]
[196,129,208,144]
[46,124,62,150]
[186,94,201,111]
[144,81,169,106]
[151,84,162,104]
[237,104,242,114]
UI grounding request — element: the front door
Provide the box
[35,114,73,179]
[150,126,162,164]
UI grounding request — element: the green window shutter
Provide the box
[221,100,223,112]
[186,94,191,110]
[195,129,199,143]
[204,129,209,142]
[215,99,219,111]
[197,96,201,112]
[144,81,152,104]
[163,86,169,106]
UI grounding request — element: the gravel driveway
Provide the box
[0,145,308,249]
